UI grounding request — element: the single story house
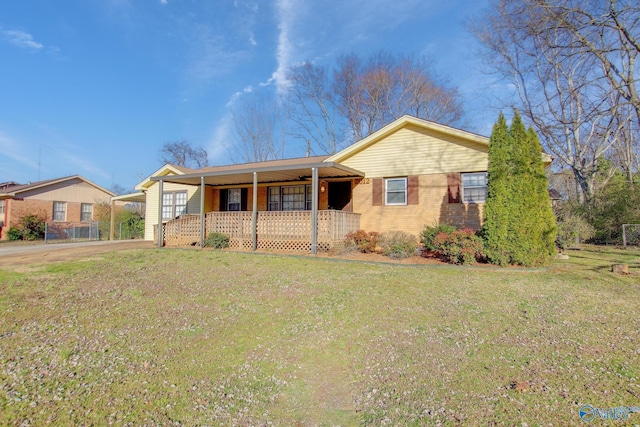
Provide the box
[0,175,115,240]
[124,115,551,252]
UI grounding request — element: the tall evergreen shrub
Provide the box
[482,111,556,266]
[482,113,512,266]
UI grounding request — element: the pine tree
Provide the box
[482,113,512,266]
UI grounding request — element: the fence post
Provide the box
[45,222,48,243]
[622,224,627,249]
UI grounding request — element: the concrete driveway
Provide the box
[0,240,155,269]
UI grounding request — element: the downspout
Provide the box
[157,179,164,247]
[252,172,258,251]
[311,167,318,254]
[200,176,205,249]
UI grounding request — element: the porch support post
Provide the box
[311,167,318,254]
[109,197,115,241]
[200,176,205,249]
[157,179,164,247]
[252,172,258,251]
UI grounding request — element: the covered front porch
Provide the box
[151,157,365,253]
[158,209,360,251]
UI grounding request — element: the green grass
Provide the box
[0,246,639,425]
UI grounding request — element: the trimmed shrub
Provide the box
[7,227,22,241]
[433,228,485,265]
[344,229,379,253]
[20,215,46,241]
[379,231,417,259]
[204,232,229,249]
[556,213,596,251]
[420,223,456,252]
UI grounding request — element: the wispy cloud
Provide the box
[2,29,43,50]
[63,153,111,181]
[183,23,247,84]
[271,0,297,95]
[160,0,168,5]
[207,116,234,163]
[0,133,39,170]
[226,85,254,107]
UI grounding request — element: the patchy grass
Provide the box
[0,246,639,425]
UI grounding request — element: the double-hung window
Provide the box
[81,203,93,222]
[281,185,306,211]
[53,201,66,221]
[227,188,241,211]
[268,185,313,211]
[385,178,407,205]
[461,172,487,203]
[162,191,188,219]
[267,187,280,211]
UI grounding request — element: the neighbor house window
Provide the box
[53,201,66,221]
[0,200,5,214]
[81,203,93,222]
[162,191,188,220]
[461,172,488,203]
[385,178,407,205]
[227,189,241,211]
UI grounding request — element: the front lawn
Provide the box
[0,246,638,425]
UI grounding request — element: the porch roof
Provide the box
[149,158,365,186]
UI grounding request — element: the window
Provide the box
[227,189,241,211]
[81,203,93,222]
[162,191,188,220]
[267,187,280,211]
[53,201,66,221]
[461,172,487,203]
[0,200,5,214]
[306,185,312,210]
[282,185,306,211]
[385,178,407,205]
[162,193,174,219]
[268,185,314,211]
[175,191,188,215]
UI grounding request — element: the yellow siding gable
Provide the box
[339,124,488,178]
[144,180,202,241]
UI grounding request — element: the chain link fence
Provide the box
[43,220,144,243]
[622,224,640,248]
[45,222,100,243]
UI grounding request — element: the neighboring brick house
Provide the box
[0,176,115,240]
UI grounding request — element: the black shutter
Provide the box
[220,189,228,211]
[241,188,248,211]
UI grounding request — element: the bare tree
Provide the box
[285,62,340,154]
[159,140,208,169]
[540,0,640,124]
[230,91,284,163]
[472,0,630,203]
[332,51,465,140]
[285,52,465,152]
[333,54,367,141]
[395,55,464,125]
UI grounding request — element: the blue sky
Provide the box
[0,0,504,193]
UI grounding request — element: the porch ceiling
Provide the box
[150,161,364,186]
